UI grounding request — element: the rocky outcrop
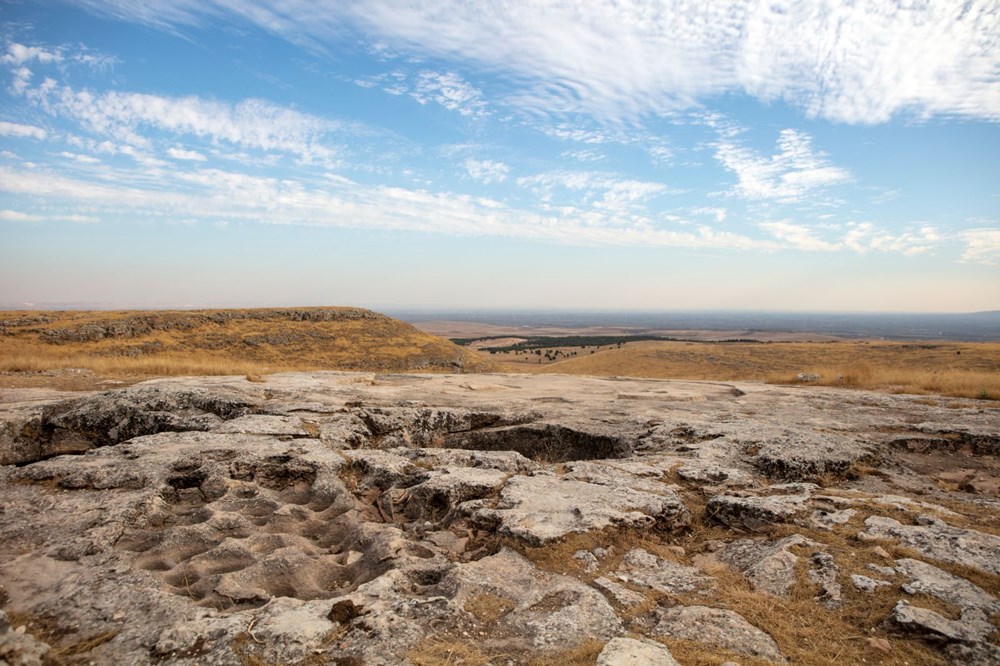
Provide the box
[1,372,998,664]
[860,515,1000,575]
[653,605,786,663]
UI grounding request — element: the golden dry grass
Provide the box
[0,308,498,387]
[527,339,1000,400]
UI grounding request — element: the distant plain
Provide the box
[1,308,997,401]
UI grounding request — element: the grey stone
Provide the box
[887,600,994,644]
[808,551,842,608]
[851,574,891,592]
[592,577,647,607]
[706,493,812,532]
[437,548,622,651]
[597,637,681,666]
[894,558,1000,614]
[861,516,1000,575]
[719,534,817,597]
[617,548,714,595]
[653,605,785,663]
[467,474,690,545]
[750,432,873,481]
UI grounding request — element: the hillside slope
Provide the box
[0,307,497,383]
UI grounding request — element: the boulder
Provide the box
[653,605,785,663]
[466,474,690,545]
[597,637,681,666]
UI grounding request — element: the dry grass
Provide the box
[0,308,498,388]
[408,636,605,666]
[527,339,1000,400]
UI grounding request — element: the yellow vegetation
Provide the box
[0,308,497,387]
[528,339,1000,400]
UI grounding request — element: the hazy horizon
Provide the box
[1,2,998,311]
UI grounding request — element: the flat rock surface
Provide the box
[1,371,998,664]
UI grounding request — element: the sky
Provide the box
[0,1,998,312]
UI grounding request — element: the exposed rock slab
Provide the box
[2,371,999,665]
[465,474,691,544]
[437,547,622,651]
[597,637,681,666]
[861,516,1000,575]
[617,548,715,596]
[719,534,818,596]
[653,605,786,663]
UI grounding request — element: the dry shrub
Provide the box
[526,638,605,665]
[464,593,515,624]
[408,637,497,666]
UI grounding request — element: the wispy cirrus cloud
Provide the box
[167,147,207,161]
[30,85,339,164]
[516,171,668,213]
[74,1,1000,124]
[0,162,768,251]
[358,69,489,117]
[760,220,941,256]
[463,159,508,184]
[715,129,850,202]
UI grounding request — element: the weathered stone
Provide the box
[750,432,873,481]
[437,548,622,650]
[706,493,812,532]
[887,600,994,644]
[466,474,690,544]
[851,574,891,592]
[808,551,842,608]
[1,371,998,666]
[0,610,50,666]
[616,548,714,596]
[653,605,785,663]
[592,577,647,607]
[213,414,311,436]
[719,535,817,597]
[894,558,1000,614]
[861,516,1000,575]
[597,637,681,666]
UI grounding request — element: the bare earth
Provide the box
[1,371,998,665]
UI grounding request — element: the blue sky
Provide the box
[0,0,998,312]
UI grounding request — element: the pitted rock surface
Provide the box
[1,371,999,664]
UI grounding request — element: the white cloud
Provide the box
[0,163,771,251]
[0,120,47,140]
[561,149,603,162]
[464,159,508,184]
[692,207,727,223]
[167,147,207,161]
[715,129,850,202]
[411,71,488,117]
[58,151,101,164]
[74,1,1000,124]
[844,222,939,256]
[2,43,62,66]
[20,79,340,165]
[759,221,840,252]
[517,171,667,213]
[0,209,43,222]
[648,145,673,165]
[959,227,1000,265]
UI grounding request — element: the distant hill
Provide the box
[0,307,498,381]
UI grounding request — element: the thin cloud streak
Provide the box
[75,0,1000,124]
